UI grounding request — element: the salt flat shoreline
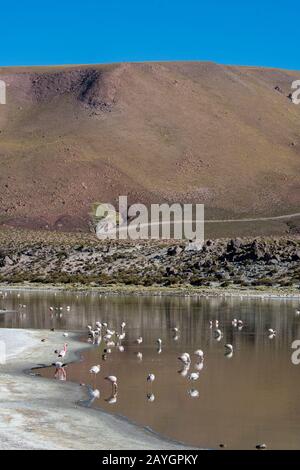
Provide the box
[0,328,190,450]
[1,283,300,299]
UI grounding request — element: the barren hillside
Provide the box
[0,61,299,236]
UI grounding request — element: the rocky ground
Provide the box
[0,228,299,291]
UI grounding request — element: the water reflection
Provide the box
[188,389,199,398]
[81,385,100,407]
[1,289,300,448]
[147,393,155,402]
[105,392,118,405]
[54,365,67,381]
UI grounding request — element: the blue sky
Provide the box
[0,0,298,70]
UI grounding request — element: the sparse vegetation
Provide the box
[0,228,299,292]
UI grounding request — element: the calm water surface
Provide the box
[1,289,300,449]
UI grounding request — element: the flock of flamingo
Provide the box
[0,290,292,407]
[50,309,280,405]
[2,291,300,449]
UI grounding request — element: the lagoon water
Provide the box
[1,289,300,449]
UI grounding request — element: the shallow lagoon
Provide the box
[1,289,300,449]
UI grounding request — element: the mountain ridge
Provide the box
[0,61,299,236]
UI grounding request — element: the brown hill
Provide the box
[0,61,299,236]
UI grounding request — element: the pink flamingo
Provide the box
[57,343,68,358]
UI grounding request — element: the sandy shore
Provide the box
[0,328,189,450]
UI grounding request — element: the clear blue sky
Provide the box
[1,0,299,70]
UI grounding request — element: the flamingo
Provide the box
[105,375,118,394]
[106,394,118,404]
[90,388,100,399]
[147,373,155,383]
[116,332,125,342]
[195,361,204,371]
[57,343,68,358]
[214,329,223,340]
[178,353,191,365]
[89,364,100,386]
[147,373,155,393]
[225,344,234,358]
[172,327,180,340]
[89,364,101,375]
[52,361,66,369]
[188,372,200,381]
[268,328,276,339]
[54,367,67,381]
[147,393,155,402]
[256,443,267,450]
[178,364,190,377]
[106,329,115,336]
[95,335,102,345]
[172,327,179,337]
[88,330,97,342]
[52,361,67,380]
[194,349,204,361]
[85,386,100,406]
